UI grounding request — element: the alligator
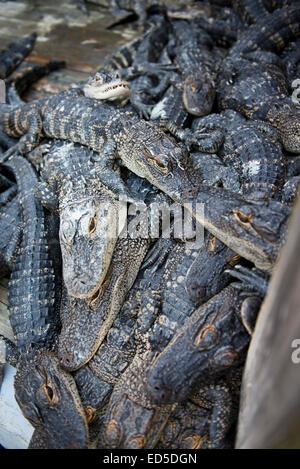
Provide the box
[212,110,286,200]
[0,87,193,205]
[282,176,300,205]
[217,52,300,153]
[58,233,149,371]
[0,337,91,450]
[73,293,139,421]
[185,232,240,304]
[156,393,211,449]
[232,0,270,24]
[281,38,300,89]
[97,233,222,448]
[0,154,89,448]
[0,181,17,207]
[147,285,260,447]
[82,71,130,104]
[57,171,171,371]
[0,33,37,79]
[192,8,243,48]
[183,182,290,273]
[98,350,176,449]
[0,84,292,272]
[2,154,58,347]
[227,4,300,58]
[156,370,243,449]
[36,140,121,299]
[189,149,240,192]
[147,285,259,405]
[169,19,223,117]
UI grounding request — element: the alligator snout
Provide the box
[147,374,173,404]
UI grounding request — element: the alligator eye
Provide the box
[153,157,168,173]
[88,216,97,235]
[233,210,252,226]
[193,324,218,349]
[42,384,58,404]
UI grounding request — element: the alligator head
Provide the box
[266,101,300,154]
[183,71,215,117]
[147,286,249,405]
[14,351,89,448]
[83,71,130,103]
[183,185,290,273]
[60,196,119,299]
[119,121,195,204]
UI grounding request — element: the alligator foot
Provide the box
[226,265,269,297]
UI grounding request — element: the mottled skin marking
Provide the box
[218,54,300,153]
[0,195,21,274]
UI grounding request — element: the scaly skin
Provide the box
[0,88,191,205]
[0,195,21,274]
[58,234,149,371]
[97,238,210,449]
[14,350,89,449]
[185,232,240,304]
[1,155,89,448]
[73,300,138,417]
[217,53,300,153]
[232,0,269,24]
[182,183,290,273]
[147,286,253,417]
[58,172,169,371]
[3,154,58,348]
[73,205,174,421]
[156,371,243,450]
[171,20,221,117]
[98,351,176,449]
[38,140,120,299]
[282,176,300,205]
[228,4,300,58]
[192,109,286,199]
[156,396,211,449]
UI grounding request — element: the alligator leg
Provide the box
[240,296,261,335]
[193,383,233,449]
[91,144,140,203]
[0,110,43,163]
[226,265,269,297]
[163,120,224,153]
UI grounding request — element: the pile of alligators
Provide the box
[0,0,300,449]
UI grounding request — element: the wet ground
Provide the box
[0,0,139,98]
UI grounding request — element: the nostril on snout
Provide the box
[60,351,74,368]
[148,376,172,404]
